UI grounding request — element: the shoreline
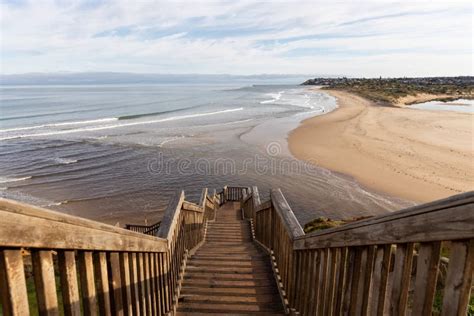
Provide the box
[288,89,474,203]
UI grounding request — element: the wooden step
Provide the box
[177,202,283,315]
[179,293,281,304]
[185,272,274,280]
[176,302,284,314]
[180,286,280,296]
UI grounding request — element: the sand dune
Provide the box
[289,89,474,203]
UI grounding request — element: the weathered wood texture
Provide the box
[1,187,472,315]
[0,188,220,315]
[248,189,474,316]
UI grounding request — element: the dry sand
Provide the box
[289,89,474,203]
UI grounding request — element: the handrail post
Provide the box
[223,186,228,203]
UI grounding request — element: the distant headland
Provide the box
[301,76,474,106]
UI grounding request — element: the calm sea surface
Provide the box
[0,83,410,226]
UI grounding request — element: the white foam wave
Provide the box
[0,108,244,141]
[0,117,118,133]
[46,201,68,207]
[53,158,78,165]
[260,91,284,104]
[0,176,32,183]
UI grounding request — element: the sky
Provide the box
[0,0,472,77]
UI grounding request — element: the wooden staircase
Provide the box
[176,202,285,315]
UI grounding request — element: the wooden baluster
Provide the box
[109,252,124,316]
[301,250,314,316]
[292,251,301,310]
[32,250,59,315]
[317,248,329,315]
[93,252,111,316]
[334,247,348,315]
[370,245,392,316]
[58,251,81,316]
[342,248,355,314]
[137,253,147,315]
[153,253,164,315]
[297,251,307,312]
[412,242,441,315]
[441,239,474,316]
[148,252,157,315]
[128,253,140,316]
[78,251,98,315]
[144,253,153,314]
[325,248,338,316]
[120,253,133,316]
[0,249,30,316]
[310,249,321,315]
[390,243,414,316]
[361,245,376,315]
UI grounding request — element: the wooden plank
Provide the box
[109,252,124,316]
[93,252,111,316]
[325,248,338,316]
[294,193,474,250]
[389,243,414,316]
[78,251,97,315]
[441,239,474,316]
[143,253,153,315]
[309,249,321,315]
[370,245,391,316]
[317,248,329,315]
[0,198,168,249]
[361,245,376,315]
[137,253,147,315]
[301,250,314,316]
[148,252,157,316]
[255,200,272,212]
[120,253,133,316]
[58,251,81,316]
[157,191,185,240]
[334,247,347,315]
[199,188,208,208]
[348,247,362,315]
[412,242,441,315]
[32,250,59,315]
[342,248,355,314]
[270,189,305,240]
[0,211,167,252]
[128,253,141,316]
[153,253,163,316]
[0,249,29,316]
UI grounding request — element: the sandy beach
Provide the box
[289,89,474,203]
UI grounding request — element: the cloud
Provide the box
[0,0,472,76]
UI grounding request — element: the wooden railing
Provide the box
[124,223,151,233]
[2,185,472,315]
[242,187,474,316]
[0,188,219,315]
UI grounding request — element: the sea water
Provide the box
[0,83,408,225]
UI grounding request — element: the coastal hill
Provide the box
[302,76,474,105]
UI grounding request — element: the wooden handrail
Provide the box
[271,189,304,240]
[0,198,167,252]
[156,190,185,240]
[0,187,222,315]
[294,192,474,249]
[245,188,474,316]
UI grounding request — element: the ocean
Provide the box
[0,82,408,226]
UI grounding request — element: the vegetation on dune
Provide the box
[303,215,372,233]
[302,77,474,105]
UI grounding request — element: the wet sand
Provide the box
[289,89,474,203]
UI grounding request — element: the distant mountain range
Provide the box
[0,72,336,85]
